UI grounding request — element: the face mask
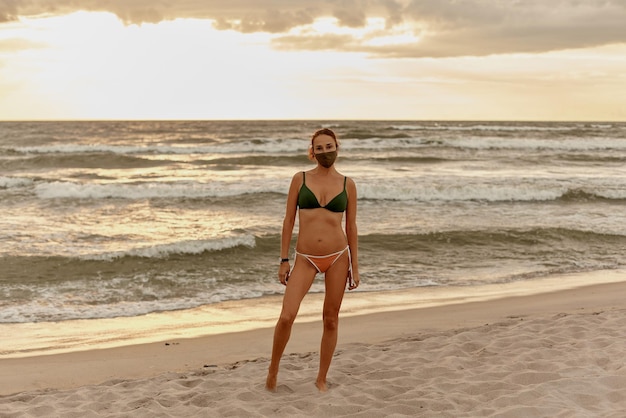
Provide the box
[314,151,337,168]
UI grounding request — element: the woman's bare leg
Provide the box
[316,252,349,392]
[266,258,316,391]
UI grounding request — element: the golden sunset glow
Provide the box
[1,1,625,121]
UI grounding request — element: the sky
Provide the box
[0,0,625,121]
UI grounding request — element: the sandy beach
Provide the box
[1,278,625,417]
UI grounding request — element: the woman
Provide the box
[266,128,360,392]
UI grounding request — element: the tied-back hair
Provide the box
[309,128,339,161]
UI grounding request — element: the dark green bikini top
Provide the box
[298,172,348,213]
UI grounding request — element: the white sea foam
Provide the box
[390,123,583,132]
[34,180,284,200]
[0,271,266,323]
[594,188,626,200]
[358,178,626,203]
[15,144,155,155]
[9,140,303,156]
[360,183,559,202]
[345,135,626,152]
[0,176,33,189]
[446,137,626,151]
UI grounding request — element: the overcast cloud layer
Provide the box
[1,0,626,57]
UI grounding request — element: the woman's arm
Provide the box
[278,173,301,285]
[345,177,360,289]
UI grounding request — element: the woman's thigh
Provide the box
[281,254,317,315]
[322,251,350,314]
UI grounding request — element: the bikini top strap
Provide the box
[302,171,306,184]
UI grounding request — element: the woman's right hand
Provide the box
[278,262,290,286]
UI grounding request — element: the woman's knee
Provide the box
[278,310,297,327]
[322,311,339,331]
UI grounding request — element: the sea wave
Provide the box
[0,153,172,171]
[33,180,284,200]
[81,235,256,260]
[4,133,626,158]
[0,288,268,324]
[361,227,626,249]
[557,154,626,163]
[1,140,303,156]
[193,155,310,167]
[1,227,624,323]
[342,136,626,153]
[558,189,621,202]
[0,234,268,323]
[440,137,626,151]
[359,227,626,282]
[388,123,579,132]
[31,178,626,203]
[359,183,626,203]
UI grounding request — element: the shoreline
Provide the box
[1,271,625,397]
[2,269,625,360]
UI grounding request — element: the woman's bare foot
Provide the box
[315,379,328,392]
[265,374,277,392]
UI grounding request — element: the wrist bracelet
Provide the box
[280,258,289,263]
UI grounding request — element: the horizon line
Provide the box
[1,118,624,123]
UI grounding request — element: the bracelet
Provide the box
[280,258,289,263]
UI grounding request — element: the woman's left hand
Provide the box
[278,262,290,286]
[348,271,360,290]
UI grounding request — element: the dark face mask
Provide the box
[314,151,337,168]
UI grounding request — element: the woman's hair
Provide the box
[308,128,339,161]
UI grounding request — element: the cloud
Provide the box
[0,0,19,22]
[273,0,626,57]
[396,0,626,56]
[0,0,401,27]
[2,0,626,57]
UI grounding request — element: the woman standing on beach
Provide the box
[266,128,360,392]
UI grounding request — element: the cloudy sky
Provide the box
[1,0,625,120]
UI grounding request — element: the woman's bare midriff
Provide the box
[296,209,347,255]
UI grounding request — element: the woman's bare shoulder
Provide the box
[289,171,305,187]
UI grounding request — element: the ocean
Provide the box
[1,120,626,332]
